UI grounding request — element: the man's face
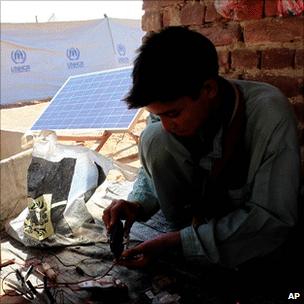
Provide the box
[146,93,214,137]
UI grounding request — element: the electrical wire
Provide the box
[30,260,116,291]
[41,252,90,268]
[1,252,117,303]
[1,271,24,297]
[42,252,115,278]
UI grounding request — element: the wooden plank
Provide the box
[127,132,139,144]
[94,131,112,152]
[57,135,106,141]
[57,131,112,152]
[115,153,139,164]
[109,143,137,158]
[128,108,145,131]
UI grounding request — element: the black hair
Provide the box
[125,26,219,109]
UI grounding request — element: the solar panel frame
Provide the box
[31,66,141,133]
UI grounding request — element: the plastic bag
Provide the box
[214,0,246,20]
[214,0,304,19]
[277,0,304,16]
[6,131,112,247]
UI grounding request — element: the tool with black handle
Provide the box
[109,220,124,259]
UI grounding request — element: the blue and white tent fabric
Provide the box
[1,17,144,105]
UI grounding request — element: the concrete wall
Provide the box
[0,149,32,230]
[0,129,24,160]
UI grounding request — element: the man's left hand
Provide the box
[117,231,181,269]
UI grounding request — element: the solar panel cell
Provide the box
[31,66,139,131]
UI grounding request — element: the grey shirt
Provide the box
[128,80,301,268]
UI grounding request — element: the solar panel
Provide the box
[31,66,139,131]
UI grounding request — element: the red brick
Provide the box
[295,49,304,68]
[264,0,278,17]
[261,48,295,69]
[163,6,181,27]
[143,0,160,10]
[231,49,259,69]
[142,11,162,32]
[222,72,243,79]
[198,23,241,46]
[290,95,304,104]
[205,3,221,23]
[243,17,304,44]
[214,0,263,20]
[234,0,263,20]
[243,73,303,97]
[217,50,230,72]
[180,2,205,26]
[160,0,184,8]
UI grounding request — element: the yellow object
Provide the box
[24,194,54,240]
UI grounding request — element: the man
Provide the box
[102,27,301,273]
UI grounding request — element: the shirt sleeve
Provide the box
[128,164,160,220]
[128,114,161,220]
[180,115,301,268]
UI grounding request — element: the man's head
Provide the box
[125,26,220,136]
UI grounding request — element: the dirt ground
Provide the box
[1,102,50,133]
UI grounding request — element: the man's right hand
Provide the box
[102,199,142,236]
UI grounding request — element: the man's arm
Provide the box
[103,115,161,234]
[103,166,160,236]
[181,116,301,267]
[127,166,160,220]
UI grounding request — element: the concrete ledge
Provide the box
[0,149,32,230]
[0,129,24,160]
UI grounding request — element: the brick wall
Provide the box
[141,0,304,172]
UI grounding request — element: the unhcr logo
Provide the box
[10,49,30,73]
[117,43,129,64]
[117,43,126,57]
[66,47,80,61]
[11,49,27,64]
[66,47,84,69]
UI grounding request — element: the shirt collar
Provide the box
[163,81,239,171]
[164,125,224,172]
[198,126,223,171]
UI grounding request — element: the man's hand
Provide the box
[117,231,181,269]
[102,199,141,236]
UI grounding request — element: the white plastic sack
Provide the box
[6,131,112,247]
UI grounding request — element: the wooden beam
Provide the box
[115,152,139,163]
[109,143,137,158]
[94,131,112,151]
[127,131,139,144]
[57,135,105,141]
[57,131,112,152]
